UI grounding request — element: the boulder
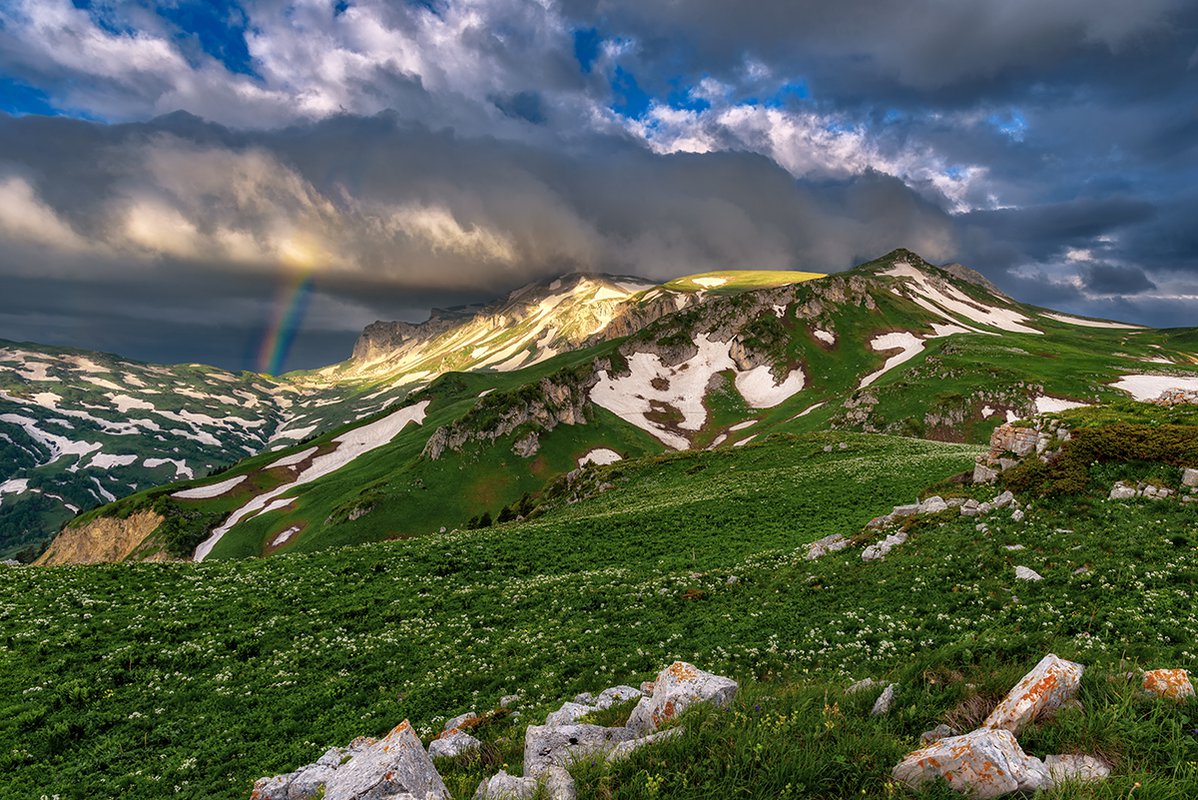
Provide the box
[992,490,1015,509]
[545,702,594,727]
[1011,509,1025,522]
[429,729,481,759]
[252,720,450,800]
[863,532,907,562]
[805,533,850,560]
[919,495,949,514]
[919,724,956,745]
[1045,754,1110,784]
[846,677,877,695]
[960,499,981,517]
[445,712,477,731]
[474,768,573,800]
[973,463,999,484]
[608,727,683,761]
[500,694,520,708]
[1183,468,1198,488]
[892,728,1049,798]
[982,654,1084,735]
[1014,566,1042,582]
[1109,482,1137,500]
[870,684,897,716]
[626,662,738,735]
[572,692,595,706]
[1142,668,1195,701]
[523,723,634,776]
[474,771,537,799]
[595,685,643,710]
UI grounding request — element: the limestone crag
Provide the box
[422,373,596,460]
[35,510,165,566]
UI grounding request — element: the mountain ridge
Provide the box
[24,248,1198,565]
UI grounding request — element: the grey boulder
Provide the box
[626,662,738,735]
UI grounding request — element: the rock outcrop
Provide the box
[36,510,165,566]
[252,720,449,800]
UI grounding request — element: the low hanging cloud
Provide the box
[0,111,961,367]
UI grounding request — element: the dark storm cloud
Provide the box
[1080,263,1157,295]
[0,112,957,369]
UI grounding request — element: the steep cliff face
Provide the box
[35,510,165,565]
[422,371,598,460]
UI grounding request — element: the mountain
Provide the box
[30,249,1198,565]
[1,269,825,559]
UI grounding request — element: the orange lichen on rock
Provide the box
[666,662,699,682]
[1143,669,1195,701]
[982,654,1083,735]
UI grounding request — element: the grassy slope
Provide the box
[6,413,1198,798]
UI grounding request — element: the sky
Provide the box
[0,0,1195,372]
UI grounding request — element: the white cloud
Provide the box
[0,176,86,250]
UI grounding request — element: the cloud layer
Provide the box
[0,0,1195,369]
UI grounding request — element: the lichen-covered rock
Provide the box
[429,728,481,759]
[1142,668,1195,701]
[892,728,1049,798]
[982,654,1084,735]
[626,662,738,735]
[523,724,634,777]
[252,720,449,800]
[920,724,956,745]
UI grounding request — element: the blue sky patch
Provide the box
[609,66,650,118]
[157,0,257,77]
[573,28,602,74]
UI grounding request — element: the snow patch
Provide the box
[143,457,193,479]
[270,447,318,469]
[813,329,835,345]
[692,276,727,288]
[729,420,757,432]
[578,448,622,467]
[1111,374,1198,402]
[173,475,248,500]
[88,453,139,470]
[1034,396,1090,414]
[883,262,1041,335]
[0,478,29,495]
[735,364,806,409]
[270,527,300,547]
[858,332,925,389]
[1040,312,1142,329]
[981,405,996,419]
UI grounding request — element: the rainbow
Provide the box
[258,270,315,375]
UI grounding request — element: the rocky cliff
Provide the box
[35,510,165,566]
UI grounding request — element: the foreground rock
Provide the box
[473,766,573,800]
[982,654,1083,735]
[252,720,449,800]
[893,729,1050,799]
[626,661,738,735]
[429,728,482,759]
[523,724,635,777]
[1143,668,1195,701]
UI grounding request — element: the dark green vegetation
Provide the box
[4,418,1198,798]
